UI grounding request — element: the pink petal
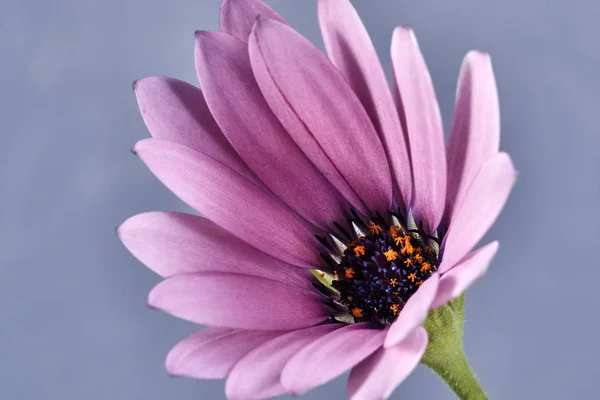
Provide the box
[432,241,498,309]
[133,138,321,268]
[384,273,438,348]
[439,152,516,273]
[446,51,500,222]
[133,77,257,184]
[225,324,342,400]
[195,31,350,229]
[281,323,386,395]
[318,0,412,210]
[391,27,446,232]
[148,272,331,330]
[117,211,313,289]
[348,327,428,400]
[220,0,287,42]
[166,327,285,379]
[249,17,393,214]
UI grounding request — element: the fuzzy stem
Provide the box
[421,294,488,400]
[421,343,487,400]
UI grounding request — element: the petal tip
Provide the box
[393,25,415,38]
[131,138,151,157]
[252,12,279,31]
[465,50,490,60]
[115,213,143,241]
[147,283,163,310]
[489,240,500,252]
[165,347,183,377]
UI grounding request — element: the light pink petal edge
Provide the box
[281,323,386,395]
[348,326,428,400]
[432,241,499,309]
[439,152,516,273]
[166,328,285,379]
[220,0,288,42]
[225,324,342,400]
[117,211,313,289]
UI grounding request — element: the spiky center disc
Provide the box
[316,212,440,325]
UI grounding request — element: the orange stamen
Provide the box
[352,307,363,318]
[345,268,356,279]
[388,226,402,238]
[401,244,414,255]
[368,222,383,235]
[384,249,398,261]
[354,246,366,257]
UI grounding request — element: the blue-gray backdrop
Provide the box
[2,0,600,399]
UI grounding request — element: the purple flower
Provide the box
[119,0,517,398]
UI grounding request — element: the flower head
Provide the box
[119,0,517,398]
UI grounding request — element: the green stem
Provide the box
[421,294,488,400]
[421,344,487,400]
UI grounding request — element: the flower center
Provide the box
[314,210,441,325]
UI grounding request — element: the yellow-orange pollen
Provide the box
[420,262,431,273]
[389,226,403,238]
[354,246,366,257]
[352,307,364,318]
[384,249,398,261]
[345,268,355,279]
[369,222,383,235]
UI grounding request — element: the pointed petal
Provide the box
[225,324,341,400]
[148,272,331,330]
[166,328,284,379]
[133,138,321,268]
[281,323,385,395]
[439,152,516,273]
[133,77,256,183]
[348,327,428,400]
[384,273,438,348]
[249,17,393,213]
[391,27,446,231]
[117,211,313,289]
[195,31,350,229]
[220,0,287,42]
[446,52,500,221]
[318,0,412,210]
[432,242,498,308]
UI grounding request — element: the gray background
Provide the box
[2,0,599,399]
